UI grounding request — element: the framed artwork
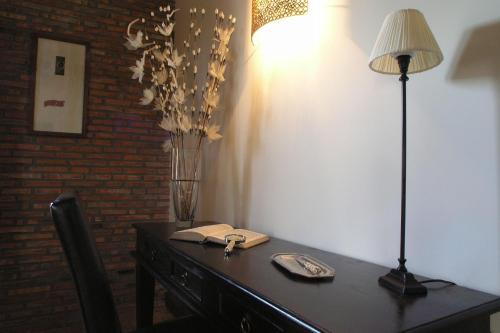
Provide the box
[31,34,89,136]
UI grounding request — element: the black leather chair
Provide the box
[50,192,202,333]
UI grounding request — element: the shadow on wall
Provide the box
[448,20,500,290]
[238,56,266,229]
[235,0,267,229]
[199,0,262,228]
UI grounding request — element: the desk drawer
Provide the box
[137,231,209,311]
[137,233,171,277]
[219,292,284,333]
[170,258,203,302]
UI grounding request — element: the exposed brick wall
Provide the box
[0,1,174,332]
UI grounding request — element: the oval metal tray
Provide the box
[271,253,335,279]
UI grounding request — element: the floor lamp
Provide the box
[368,9,443,295]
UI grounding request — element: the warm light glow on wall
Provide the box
[250,0,359,124]
[252,0,308,42]
[252,0,328,64]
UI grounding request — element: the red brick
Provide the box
[2,188,31,194]
[0,1,174,331]
[13,233,53,241]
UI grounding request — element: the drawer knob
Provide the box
[240,314,252,333]
[180,272,188,287]
[151,249,158,261]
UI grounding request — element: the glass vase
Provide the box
[171,147,202,228]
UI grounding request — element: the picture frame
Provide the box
[30,34,89,136]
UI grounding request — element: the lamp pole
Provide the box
[377,54,427,295]
[398,54,410,274]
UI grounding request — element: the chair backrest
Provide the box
[50,192,121,333]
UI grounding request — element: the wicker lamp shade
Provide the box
[251,0,308,38]
[369,9,443,74]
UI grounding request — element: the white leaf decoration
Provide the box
[156,69,167,85]
[203,93,219,109]
[172,50,184,67]
[179,114,191,132]
[153,97,166,112]
[208,62,226,82]
[159,116,177,132]
[124,19,153,50]
[157,22,175,37]
[129,54,145,83]
[166,58,175,68]
[139,88,155,105]
[167,49,184,68]
[153,48,168,62]
[166,8,180,21]
[206,125,223,142]
[217,25,235,46]
[174,89,185,104]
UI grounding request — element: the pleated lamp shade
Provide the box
[369,9,443,74]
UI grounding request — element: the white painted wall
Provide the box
[175,0,500,329]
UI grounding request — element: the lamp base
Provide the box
[379,269,427,296]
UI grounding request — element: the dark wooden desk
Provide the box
[133,223,500,333]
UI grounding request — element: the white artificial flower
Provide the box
[174,88,185,104]
[153,48,170,62]
[179,114,191,132]
[208,62,226,82]
[159,116,177,132]
[203,92,219,109]
[169,68,179,87]
[206,125,222,142]
[215,26,235,54]
[124,30,144,50]
[124,19,153,50]
[157,22,175,37]
[166,8,179,21]
[139,88,155,105]
[129,54,145,83]
[124,9,237,151]
[153,97,166,112]
[155,68,167,85]
[167,49,184,68]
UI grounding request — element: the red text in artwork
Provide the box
[44,100,65,107]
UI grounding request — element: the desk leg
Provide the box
[136,259,155,330]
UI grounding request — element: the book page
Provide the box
[207,229,269,249]
[169,224,233,242]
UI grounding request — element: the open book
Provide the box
[169,224,269,249]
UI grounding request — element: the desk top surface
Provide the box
[134,222,500,333]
